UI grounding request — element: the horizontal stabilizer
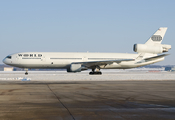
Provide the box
[144,54,169,61]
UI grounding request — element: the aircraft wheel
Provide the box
[98,72,102,75]
[89,71,102,75]
[25,72,28,75]
[96,72,102,75]
[89,72,94,75]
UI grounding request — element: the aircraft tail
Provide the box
[134,27,171,55]
[145,27,167,45]
[134,27,171,60]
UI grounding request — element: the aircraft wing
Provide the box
[72,59,135,68]
[144,54,169,61]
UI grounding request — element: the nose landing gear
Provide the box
[24,68,28,75]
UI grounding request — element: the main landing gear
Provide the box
[89,71,102,75]
[89,68,102,75]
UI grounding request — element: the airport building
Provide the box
[0,64,21,71]
[4,67,14,71]
[165,67,175,72]
[172,67,175,72]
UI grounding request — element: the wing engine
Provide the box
[67,64,88,72]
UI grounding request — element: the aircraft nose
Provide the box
[2,57,11,65]
[3,58,7,64]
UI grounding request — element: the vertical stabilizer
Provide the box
[145,27,167,45]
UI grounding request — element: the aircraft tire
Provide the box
[89,71,102,75]
[89,72,94,75]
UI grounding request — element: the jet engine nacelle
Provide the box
[133,44,171,54]
[67,64,82,72]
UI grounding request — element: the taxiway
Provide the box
[0,80,175,120]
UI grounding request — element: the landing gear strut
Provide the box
[89,68,102,75]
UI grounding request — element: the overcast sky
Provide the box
[0,0,174,65]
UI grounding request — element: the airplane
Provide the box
[3,27,171,75]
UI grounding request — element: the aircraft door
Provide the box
[15,55,20,64]
[41,56,47,67]
[16,56,19,60]
[41,56,46,62]
[83,56,88,61]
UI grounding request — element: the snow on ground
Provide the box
[0,70,174,81]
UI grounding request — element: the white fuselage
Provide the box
[2,27,170,74]
[3,52,164,69]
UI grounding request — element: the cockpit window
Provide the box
[6,56,12,59]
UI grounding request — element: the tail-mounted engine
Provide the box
[133,44,171,54]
